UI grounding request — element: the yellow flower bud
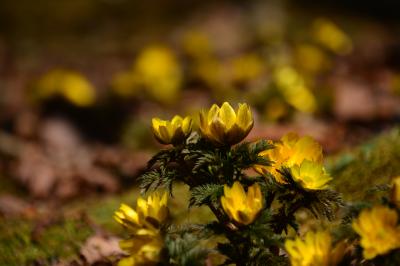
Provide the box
[151,115,193,145]
[199,102,254,145]
[391,177,400,208]
[221,182,263,225]
[352,205,400,260]
[290,160,332,190]
[285,230,346,266]
[114,192,168,234]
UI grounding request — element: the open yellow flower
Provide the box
[391,177,400,208]
[199,102,254,145]
[352,205,400,260]
[254,133,323,183]
[117,234,163,266]
[221,182,263,225]
[285,230,346,266]
[151,115,193,145]
[114,192,168,234]
[290,160,332,190]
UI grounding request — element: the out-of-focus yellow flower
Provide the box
[263,98,288,121]
[352,205,400,260]
[290,160,332,190]
[312,18,353,55]
[254,133,323,183]
[114,192,168,235]
[151,115,193,145]
[193,57,225,89]
[34,69,96,107]
[111,70,141,97]
[285,230,346,266]
[199,102,253,145]
[295,44,331,74]
[231,54,264,83]
[182,31,213,59]
[274,66,317,113]
[221,182,263,225]
[391,177,400,208]
[134,45,182,104]
[118,234,163,266]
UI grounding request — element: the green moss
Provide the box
[327,128,400,201]
[0,217,93,266]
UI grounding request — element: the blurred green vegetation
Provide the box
[328,128,400,201]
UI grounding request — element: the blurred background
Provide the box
[0,0,400,265]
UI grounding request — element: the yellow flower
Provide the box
[134,45,182,104]
[285,230,346,266]
[182,30,213,59]
[295,44,331,74]
[221,182,263,225]
[312,18,353,55]
[290,160,332,190]
[117,234,163,266]
[274,66,317,113]
[352,205,400,260]
[114,192,168,234]
[199,102,254,145]
[391,177,400,208]
[151,115,193,145]
[34,69,96,107]
[254,133,323,183]
[231,53,264,83]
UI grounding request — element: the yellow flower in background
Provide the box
[118,234,163,266]
[312,18,353,55]
[111,70,141,97]
[114,192,168,234]
[285,230,346,266]
[290,160,332,190]
[274,66,317,113]
[352,205,400,260]
[151,115,193,145]
[391,177,400,208]
[34,69,96,107]
[254,133,323,183]
[193,57,225,89]
[199,102,254,145]
[134,45,182,104]
[221,182,263,225]
[231,53,264,83]
[182,30,213,59]
[295,44,331,74]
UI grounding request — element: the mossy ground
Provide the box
[1,128,399,265]
[0,184,212,265]
[327,127,400,201]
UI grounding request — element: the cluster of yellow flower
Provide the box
[285,177,400,265]
[255,132,331,190]
[150,102,332,226]
[116,102,400,265]
[114,192,168,266]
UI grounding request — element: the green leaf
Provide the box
[189,184,224,207]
